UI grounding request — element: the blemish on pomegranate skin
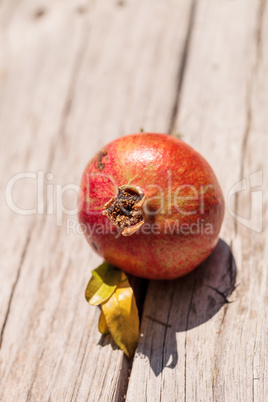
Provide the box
[97,151,108,171]
[92,242,98,251]
[76,6,86,14]
[33,8,46,19]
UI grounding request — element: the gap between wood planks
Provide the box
[112,1,199,399]
[113,0,266,398]
[168,0,197,135]
[0,230,32,348]
[0,0,96,352]
[234,0,266,235]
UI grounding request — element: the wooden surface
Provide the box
[0,0,267,401]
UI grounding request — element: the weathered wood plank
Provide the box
[0,1,99,400]
[127,0,267,401]
[0,0,195,400]
[0,0,94,344]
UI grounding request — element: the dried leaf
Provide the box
[98,308,109,335]
[85,262,121,306]
[102,272,139,358]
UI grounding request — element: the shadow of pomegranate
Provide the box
[98,239,236,379]
[132,238,237,376]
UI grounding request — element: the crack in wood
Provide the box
[45,0,96,175]
[0,230,32,349]
[70,330,89,401]
[211,245,237,396]
[228,240,236,292]
[168,0,197,134]
[26,260,76,401]
[81,327,108,402]
[206,285,233,305]
[125,4,199,396]
[222,1,267,386]
[113,356,132,402]
[252,306,260,402]
[234,0,266,235]
[146,315,171,328]
[159,280,175,401]
[46,302,83,401]
[184,277,196,402]
[161,281,175,353]
[113,275,148,401]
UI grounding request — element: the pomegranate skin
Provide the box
[78,133,224,280]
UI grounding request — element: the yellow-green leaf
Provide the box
[98,308,110,335]
[101,272,139,358]
[85,262,121,306]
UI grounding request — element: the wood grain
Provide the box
[0,0,267,401]
[127,0,268,401]
[0,0,195,401]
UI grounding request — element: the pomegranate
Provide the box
[78,133,224,280]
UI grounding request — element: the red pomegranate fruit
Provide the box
[78,133,224,280]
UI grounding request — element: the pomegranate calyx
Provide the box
[103,185,146,236]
